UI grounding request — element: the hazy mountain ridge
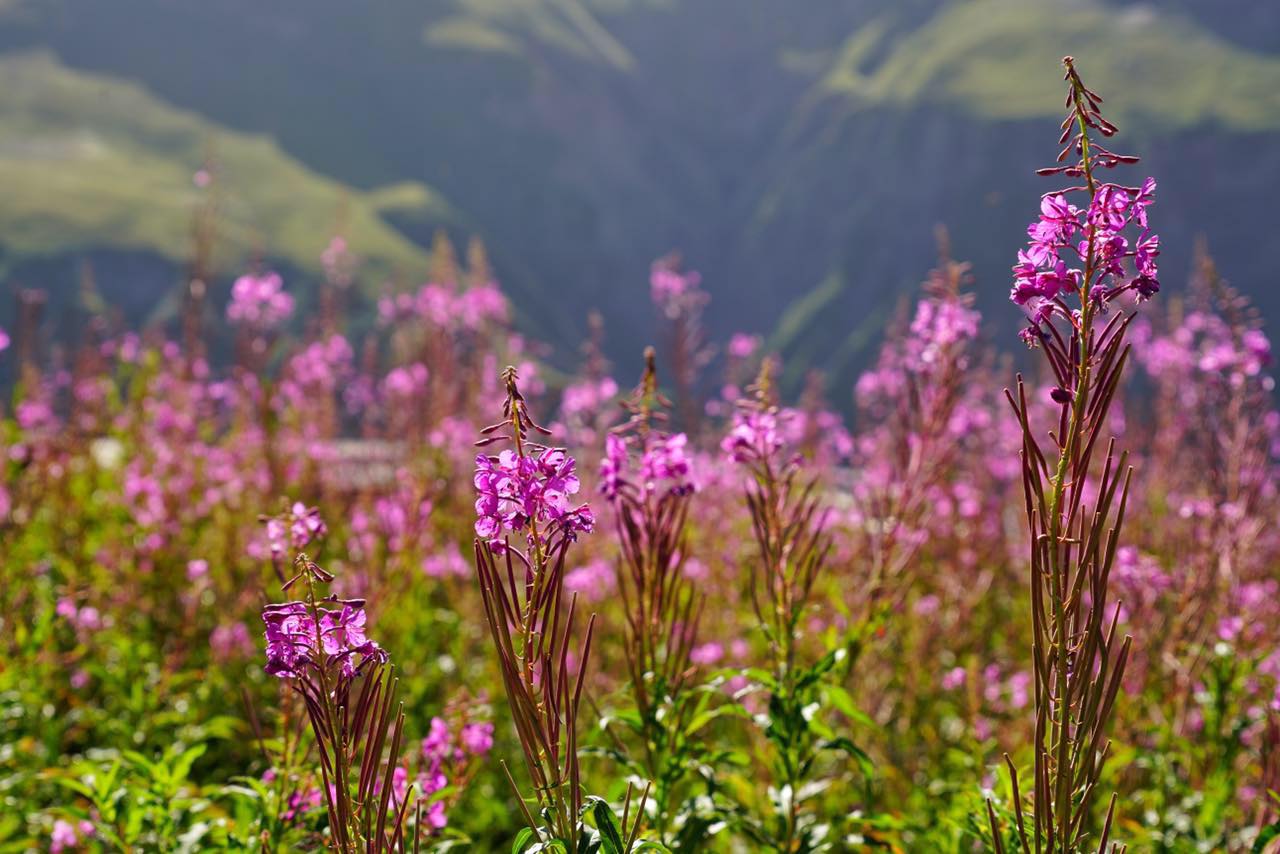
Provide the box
[1,0,1277,396]
[0,52,450,280]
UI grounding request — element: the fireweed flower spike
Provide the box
[723,358,857,851]
[600,348,705,844]
[988,57,1156,854]
[228,271,294,371]
[259,508,412,852]
[472,366,649,848]
[852,246,983,610]
[723,359,829,668]
[650,255,712,434]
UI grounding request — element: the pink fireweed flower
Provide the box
[422,544,469,579]
[690,642,724,666]
[211,622,254,661]
[721,406,785,466]
[281,786,325,823]
[600,434,628,501]
[942,667,967,691]
[560,377,619,417]
[460,721,494,757]
[226,272,294,330]
[455,281,510,329]
[473,447,594,547]
[640,432,694,493]
[1012,178,1160,325]
[380,281,510,332]
[404,711,493,833]
[728,332,761,360]
[650,266,701,312]
[383,363,429,399]
[15,398,57,433]
[289,503,326,547]
[259,503,328,560]
[563,558,616,602]
[278,335,354,405]
[262,599,386,679]
[905,296,981,370]
[1025,193,1079,264]
[50,820,78,853]
[1012,127,1160,342]
[321,235,354,286]
[422,717,450,764]
[601,430,696,502]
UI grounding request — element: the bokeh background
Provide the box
[0,0,1277,393]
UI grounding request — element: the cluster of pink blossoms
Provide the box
[856,287,981,417]
[727,332,761,360]
[276,335,355,408]
[255,502,326,560]
[383,363,430,399]
[393,716,496,830]
[600,431,695,501]
[1011,178,1159,329]
[262,599,386,679]
[649,261,708,320]
[51,819,95,853]
[650,265,700,306]
[721,406,786,466]
[226,272,294,330]
[904,297,980,371]
[1136,310,1274,389]
[378,282,509,332]
[473,448,595,546]
[560,377,619,418]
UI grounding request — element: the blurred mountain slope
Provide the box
[0,51,450,283]
[820,0,1280,129]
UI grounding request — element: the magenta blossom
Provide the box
[728,333,761,360]
[473,447,594,547]
[262,599,385,679]
[227,272,294,330]
[460,721,494,756]
[261,503,327,559]
[721,407,785,466]
[601,431,696,502]
[1011,176,1160,335]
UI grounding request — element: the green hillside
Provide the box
[426,0,641,68]
[0,51,449,280]
[822,0,1280,130]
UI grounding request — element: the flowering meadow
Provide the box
[3,59,1280,853]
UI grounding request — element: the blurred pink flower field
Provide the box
[2,57,1279,854]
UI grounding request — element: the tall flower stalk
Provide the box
[724,362,829,687]
[473,367,651,850]
[600,348,705,846]
[260,506,411,852]
[990,57,1161,854]
[852,245,983,610]
[723,360,863,851]
[650,256,712,435]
